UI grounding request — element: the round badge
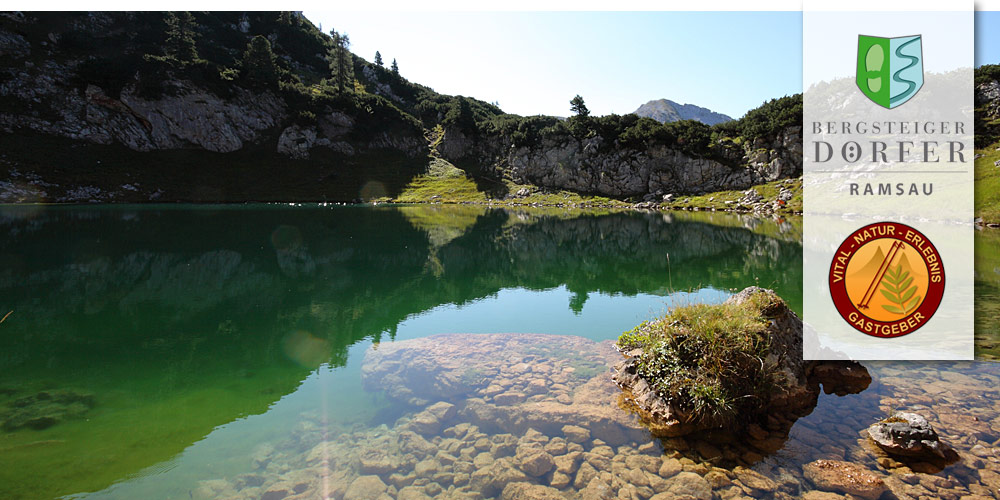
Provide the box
[828,222,944,338]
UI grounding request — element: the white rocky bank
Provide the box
[438,126,802,199]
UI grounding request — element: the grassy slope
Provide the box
[975,139,1000,224]
[392,153,800,214]
[669,178,802,214]
[392,165,630,208]
[391,148,634,208]
[393,158,487,204]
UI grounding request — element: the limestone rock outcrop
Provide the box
[439,126,802,198]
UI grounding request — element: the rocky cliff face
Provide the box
[2,66,287,153]
[0,67,423,159]
[0,13,424,160]
[440,126,802,198]
[975,78,1000,148]
[274,113,423,160]
[978,80,1000,121]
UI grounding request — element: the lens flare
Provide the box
[282,330,329,368]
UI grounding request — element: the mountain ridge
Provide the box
[633,98,733,126]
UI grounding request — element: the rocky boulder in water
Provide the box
[612,287,870,437]
[867,412,954,461]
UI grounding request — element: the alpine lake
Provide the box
[1,204,999,500]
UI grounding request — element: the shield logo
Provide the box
[856,35,923,109]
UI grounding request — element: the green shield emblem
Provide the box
[856,35,923,109]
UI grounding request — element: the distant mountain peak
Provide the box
[632,99,733,126]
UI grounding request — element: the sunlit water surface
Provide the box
[0,205,996,500]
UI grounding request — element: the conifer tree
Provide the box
[391,58,398,74]
[570,95,590,117]
[374,51,383,67]
[328,30,354,94]
[277,11,297,26]
[444,96,475,131]
[164,11,199,63]
[242,35,278,89]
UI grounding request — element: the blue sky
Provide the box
[303,11,802,119]
[978,11,1000,67]
[304,11,1000,119]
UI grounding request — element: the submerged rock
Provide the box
[1,389,95,431]
[868,412,953,461]
[469,457,528,497]
[343,475,388,500]
[802,460,887,500]
[362,333,648,445]
[660,471,712,500]
[403,402,457,436]
[733,466,778,495]
[561,425,590,444]
[500,482,564,500]
[515,446,555,476]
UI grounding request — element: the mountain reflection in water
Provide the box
[0,204,820,499]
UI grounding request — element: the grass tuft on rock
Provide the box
[617,292,781,424]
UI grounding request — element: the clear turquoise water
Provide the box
[0,204,822,499]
